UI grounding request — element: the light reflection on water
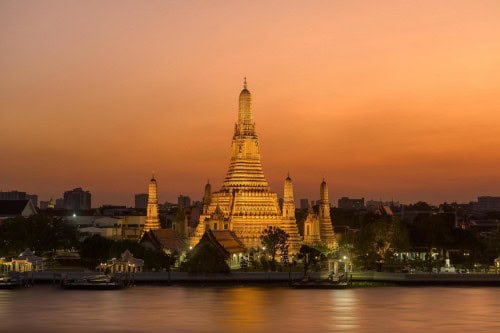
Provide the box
[1,286,499,332]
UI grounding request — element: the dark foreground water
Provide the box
[1,285,499,332]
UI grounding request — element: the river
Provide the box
[1,285,499,332]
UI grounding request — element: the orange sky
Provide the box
[1,1,500,206]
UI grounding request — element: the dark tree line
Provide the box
[0,214,79,256]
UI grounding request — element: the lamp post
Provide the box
[343,255,349,283]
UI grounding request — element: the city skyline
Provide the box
[2,1,500,206]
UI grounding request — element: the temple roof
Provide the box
[0,200,33,215]
[212,230,246,254]
[140,229,188,253]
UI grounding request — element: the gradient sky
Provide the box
[1,1,500,207]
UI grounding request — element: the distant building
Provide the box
[63,188,91,211]
[55,198,65,209]
[338,197,365,209]
[0,191,38,207]
[185,205,201,228]
[178,195,191,209]
[299,198,309,210]
[0,190,27,200]
[40,198,55,210]
[26,194,38,208]
[473,196,500,212]
[135,193,148,209]
[66,215,146,241]
[0,200,37,221]
[192,200,203,209]
[100,205,134,216]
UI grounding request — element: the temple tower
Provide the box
[144,175,160,232]
[202,180,211,214]
[303,202,321,245]
[282,174,295,219]
[192,80,301,252]
[319,179,336,248]
[281,174,302,252]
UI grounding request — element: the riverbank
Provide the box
[27,271,500,286]
[352,271,500,286]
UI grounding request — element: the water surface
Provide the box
[1,285,499,332]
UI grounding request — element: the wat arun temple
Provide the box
[190,80,336,253]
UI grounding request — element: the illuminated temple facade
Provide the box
[191,80,303,252]
[144,175,160,233]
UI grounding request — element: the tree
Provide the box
[354,215,409,270]
[297,245,322,278]
[0,214,79,256]
[80,235,114,268]
[260,226,289,271]
[406,201,434,211]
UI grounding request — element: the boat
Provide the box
[61,274,123,290]
[0,272,26,289]
[292,273,351,289]
[292,280,349,289]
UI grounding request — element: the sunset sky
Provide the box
[1,1,500,207]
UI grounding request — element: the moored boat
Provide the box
[61,274,123,290]
[292,273,352,289]
[0,272,27,289]
[292,280,349,289]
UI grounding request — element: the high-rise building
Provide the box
[299,198,309,210]
[63,188,91,211]
[55,198,65,209]
[0,191,38,207]
[178,195,191,209]
[473,196,500,212]
[26,194,38,208]
[0,190,27,200]
[192,80,301,252]
[40,201,49,210]
[135,193,148,209]
[144,175,160,232]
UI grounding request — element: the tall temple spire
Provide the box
[238,78,253,130]
[193,82,301,252]
[319,179,336,248]
[282,174,295,219]
[202,180,212,214]
[223,79,267,189]
[144,175,160,232]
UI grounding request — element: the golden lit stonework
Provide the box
[319,179,336,248]
[144,175,160,232]
[191,80,301,252]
